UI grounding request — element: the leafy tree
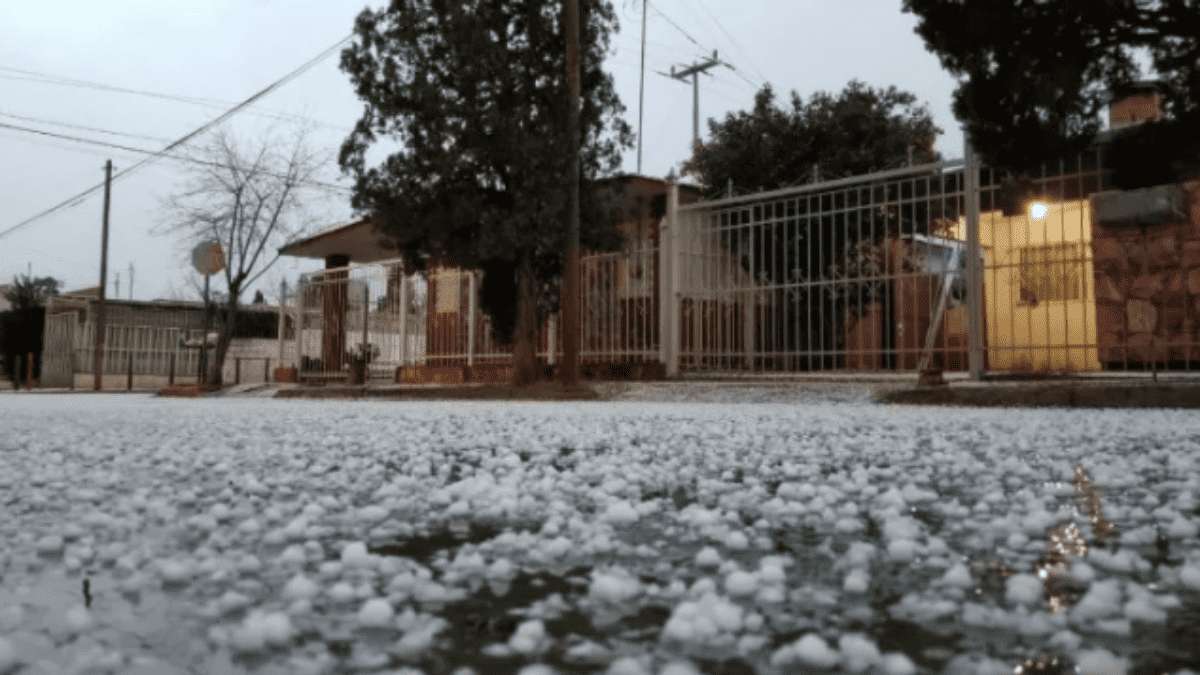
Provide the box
[686,81,940,195]
[339,0,631,384]
[903,0,1200,180]
[3,274,60,310]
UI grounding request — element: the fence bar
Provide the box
[235,357,241,385]
[661,182,680,376]
[126,352,133,391]
[964,136,985,379]
[466,271,476,368]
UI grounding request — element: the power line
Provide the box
[0,66,352,134]
[0,33,353,241]
[0,121,352,193]
[646,0,709,53]
[692,0,771,87]
[0,109,173,144]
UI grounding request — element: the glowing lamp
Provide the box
[1028,202,1049,220]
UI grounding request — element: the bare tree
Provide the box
[163,128,325,385]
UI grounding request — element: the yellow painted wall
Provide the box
[977,200,1100,372]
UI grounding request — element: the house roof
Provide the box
[280,173,693,263]
[277,218,397,263]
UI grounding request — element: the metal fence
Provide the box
[670,161,974,375]
[284,149,1199,383]
[294,264,427,381]
[665,147,1199,378]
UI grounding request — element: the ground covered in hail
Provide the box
[1,392,1199,675]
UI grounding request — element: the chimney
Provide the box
[1109,81,1162,130]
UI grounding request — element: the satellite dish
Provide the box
[191,240,226,276]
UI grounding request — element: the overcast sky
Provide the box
[0,0,962,302]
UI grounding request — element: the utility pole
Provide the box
[636,0,648,174]
[92,159,112,391]
[665,50,722,149]
[128,262,134,300]
[560,0,581,386]
[114,272,121,299]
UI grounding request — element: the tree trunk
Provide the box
[511,258,540,386]
[208,298,238,386]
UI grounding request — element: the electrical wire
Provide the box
[0,66,352,133]
[0,33,353,241]
[0,109,173,144]
[693,0,771,87]
[0,121,352,193]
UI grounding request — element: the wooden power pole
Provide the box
[560,0,582,386]
[666,51,722,149]
[92,159,113,391]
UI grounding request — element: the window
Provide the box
[1018,243,1085,303]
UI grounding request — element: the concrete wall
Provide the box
[979,199,1101,372]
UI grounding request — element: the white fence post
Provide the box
[964,135,985,380]
[660,182,681,376]
[547,314,557,365]
[398,272,409,366]
[466,271,476,368]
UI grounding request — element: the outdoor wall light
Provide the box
[1028,201,1049,220]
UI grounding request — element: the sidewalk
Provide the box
[877,378,1200,409]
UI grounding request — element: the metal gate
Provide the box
[669,161,974,375]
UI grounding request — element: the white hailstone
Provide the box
[1074,649,1128,675]
[880,652,917,675]
[158,560,193,585]
[1123,596,1167,623]
[658,661,702,675]
[940,563,972,589]
[662,593,744,644]
[359,505,388,523]
[588,568,641,605]
[279,545,306,566]
[64,605,92,633]
[605,656,650,675]
[843,568,870,594]
[0,636,15,672]
[1072,579,1123,622]
[486,558,515,581]
[1180,562,1200,591]
[217,591,252,615]
[837,633,881,673]
[791,634,840,669]
[602,501,639,525]
[694,547,722,569]
[1005,574,1043,606]
[724,571,758,598]
[340,541,373,568]
[508,620,548,655]
[886,539,917,562]
[357,598,394,628]
[35,535,64,555]
[844,542,875,568]
[724,531,749,550]
[1070,561,1096,584]
[230,611,292,653]
[328,582,356,604]
[282,574,319,602]
[446,500,471,518]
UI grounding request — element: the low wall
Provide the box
[1092,181,1200,367]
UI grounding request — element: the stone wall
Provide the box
[1092,181,1200,366]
